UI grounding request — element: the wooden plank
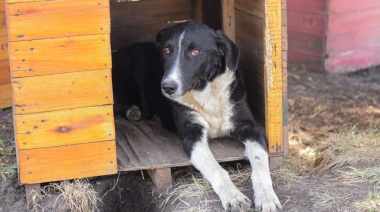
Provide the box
[6,0,47,3]
[0,60,10,85]
[288,30,324,57]
[236,0,264,18]
[287,0,326,13]
[287,10,326,35]
[264,0,283,154]
[192,0,203,22]
[25,184,41,204]
[6,0,110,41]
[326,27,380,55]
[18,140,117,184]
[325,46,380,73]
[329,0,380,14]
[0,83,11,108]
[328,8,380,36]
[236,10,264,49]
[15,105,115,150]
[148,168,172,193]
[10,34,111,77]
[0,0,4,12]
[0,36,8,61]
[110,0,192,27]
[222,0,236,43]
[12,69,113,114]
[0,12,7,37]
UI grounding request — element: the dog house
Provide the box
[2,0,288,196]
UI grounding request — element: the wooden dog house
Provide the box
[2,0,288,195]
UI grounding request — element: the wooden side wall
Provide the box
[325,0,380,72]
[0,0,11,109]
[287,0,327,71]
[6,0,117,184]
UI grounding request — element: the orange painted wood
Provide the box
[6,0,47,3]
[0,12,6,37]
[0,0,4,12]
[0,36,8,61]
[0,83,11,108]
[264,0,283,153]
[12,69,113,114]
[6,0,110,41]
[18,140,117,184]
[0,60,10,85]
[10,34,111,77]
[15,105,115,150]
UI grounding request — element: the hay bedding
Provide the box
[1,66,380,211]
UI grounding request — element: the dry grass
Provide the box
[354,187,380,212]
[313,127,380,173]
[287,126,380,174]
[44,179,101,212]
[311,190,351,211]
[337,167,380,185]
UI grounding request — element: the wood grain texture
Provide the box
[18,140,117,184]
[0,12,6,37]
[222,0,236,43]
[0,36,8,61]
[15,105,115,150]
[110,0,192,27]
[6,0,110,41]
[12,69,113,114]
[236,0,264,18]
[236,10,264,49]
[0,83,11,108]
[0,60,10,85]
[10,34,111,77]
[287,10,326,35]
[264,0,283,153]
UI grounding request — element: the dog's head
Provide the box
[156,21,239,98]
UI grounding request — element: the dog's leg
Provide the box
[233,121,282,212]
[184,120,252,212]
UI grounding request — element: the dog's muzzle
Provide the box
[161,80,179,96]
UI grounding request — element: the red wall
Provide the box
[288,0,380,72]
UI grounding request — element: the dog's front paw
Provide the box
[223,193,252,212]
[254,191,282,212]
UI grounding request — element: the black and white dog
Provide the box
[156,21,282,212]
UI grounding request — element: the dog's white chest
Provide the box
[174,70,235,138]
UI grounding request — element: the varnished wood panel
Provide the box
[6,0,110,41]
[222,0,236,42]
[12,69,113,114]
[15,105,115,150]
[0,36,8,61]
[10,34,111,77]
[0,60,9,85]
[110,0,192,27]
[264,0,283,153]
[236,10,264,49]
[18,140,117,184]
[0,83,11,108]
[0,12,6,37]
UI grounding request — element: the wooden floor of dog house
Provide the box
[114,118,283,191]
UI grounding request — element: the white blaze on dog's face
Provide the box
[156,21,232,98]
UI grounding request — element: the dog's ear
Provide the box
[216,30,239,71]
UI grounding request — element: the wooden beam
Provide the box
[264,0,283,154]
[25,183,41,204]
[148,168,172,193]
[222,0,236,42]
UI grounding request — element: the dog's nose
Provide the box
[162,81,178,95]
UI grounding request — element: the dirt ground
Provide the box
[1,66,380,212]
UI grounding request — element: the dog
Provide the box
[111,42,175,131]
[156,21,282,211]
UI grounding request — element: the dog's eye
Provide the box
[191,49,200,56]
[163,47,170,54]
